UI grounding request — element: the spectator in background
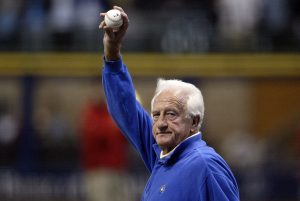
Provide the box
[0,99,19,168]
[263,120,300,200]
[290,0,300,48]
[215,0,263,50]
[34,95,75,172]
[48,0,75,50]
[73,0,110,50]
[21,0,49,51]
[0,0,23,50]
[260,0,291,50]
[76,0,109,30]
[79,84,128,201]
[220,130,266,200]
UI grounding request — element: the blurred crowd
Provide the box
[0,82,147,201]
[0,0,299,52]
[0,78,299,201]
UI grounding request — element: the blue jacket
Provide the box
[102,58,240,201]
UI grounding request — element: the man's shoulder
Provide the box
[183,145,230,174]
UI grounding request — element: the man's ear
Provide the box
[190,115,200,133]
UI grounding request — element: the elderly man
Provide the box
[99,6,239,201]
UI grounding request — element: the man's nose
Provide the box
[157,116,168,131]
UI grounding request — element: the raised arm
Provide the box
[99,6,157,171]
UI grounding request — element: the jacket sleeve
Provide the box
[201,173,240,201]
[102,58,157,171]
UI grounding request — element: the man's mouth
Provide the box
[157,132,172,136]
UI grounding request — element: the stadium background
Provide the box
[0,0,300,200]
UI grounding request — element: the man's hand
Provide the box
[99,6,129,61]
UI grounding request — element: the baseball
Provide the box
[104,9,123,29]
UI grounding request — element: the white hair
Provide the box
[151,78,205,130]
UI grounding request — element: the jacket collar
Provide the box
[152,133,205,165]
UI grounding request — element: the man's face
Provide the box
[152,90,194,154]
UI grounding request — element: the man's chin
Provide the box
[156,139,172,150]
[155,132,173,144]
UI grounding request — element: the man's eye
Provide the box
[166,112,176,117]
[152,113,159,120]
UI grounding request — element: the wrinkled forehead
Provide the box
[153,90,188,110]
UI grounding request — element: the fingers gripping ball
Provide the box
[104,9,123,29]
